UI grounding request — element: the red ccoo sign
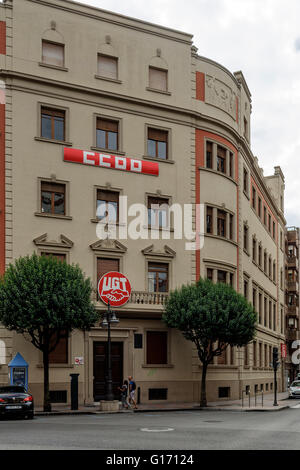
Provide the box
[98,271,131,307]
[281,344,287,358]
[64,148,159,176]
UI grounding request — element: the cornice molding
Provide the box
[142,244,176,258]
[33,233,74,248]
[26,0,193,45]
[89,238,127,253]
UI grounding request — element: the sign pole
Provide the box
[106,300,114,402]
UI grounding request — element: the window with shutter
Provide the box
[42,40,64,67]
[49,330,68,364]
[96,190,119,223]
[97,258,120,299]
[41,252,66,262]
[206,141,212,168]
[217,145,226,174]
[149,67,168,92]
[96,118,118,151]
[41,107,65,141]
[147,196,169,228]
[146,331,167,364]
[147,128,168,160]
[217,210,226,237]
[148,263,168,292]
[41,181,66,215]
[97,54,118,80]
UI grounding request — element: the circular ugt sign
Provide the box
[98,271,131,307]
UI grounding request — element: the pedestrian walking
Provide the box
[118,380,130,409]
[128,375,138,409]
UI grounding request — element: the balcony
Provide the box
[287,228,299,244]
[286,329,299,341]
[287,305,299,316]
[93,289,169,315]
[287,255,299,270]
[287,281,299,292]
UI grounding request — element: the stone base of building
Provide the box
[100,400,120,412]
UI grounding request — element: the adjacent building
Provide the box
[0,0,287,405]
[285,227,300,383]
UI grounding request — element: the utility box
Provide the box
[8,353,29,390]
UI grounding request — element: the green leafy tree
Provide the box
[163,278,257,407]
[0,253,99,411]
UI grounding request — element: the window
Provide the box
[148,196,169,229]
[41,252,66,262]
[147,128,168,160]
[42,40,64,67]
[252,238,257,262]
[243,168,248,193]
[258,292,262,324]
[258,197,262,218]
[280,269,283,289]
[259,343,262,367]
[264,251,267,273]
[97,54,118,80]
[243,224,248,251]
[268,256,272,278]
[41,107,65,141]
[252,288,256,311]
[206,141,213,169]
[258,244,262,267]
[146,331,167,364]
[264,344,267,367]
[244,279,248,299]
[229,152,234,178]
[244,117,248,138]
[244,345,248,366]
[148,263,168,292]
[149,66,167,92]
[273,304,276,331]
[218,348,226,365]
[41,182,65,215]
[96,190,119,223]
[217,270,227,284]
[280,230,283,249]
[218,387,230,398]
[206,206,213,234]
[217,210,226,237]
[273,261,276,282]
[269,300,272,329]
[264,297,267,327]
[268,214,271,232]
[273,221,276,239]
[96,118,118,151]
[253,341,257,367]
[49,330,68,364]
[229,272,234,287]
[217,146,226,174]
[263,206,267,225]
[97,258,119,296]
[207,268,213,281]
[252,187,256,210]
[229,214,234,240]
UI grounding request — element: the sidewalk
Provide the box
[34,391,295,416]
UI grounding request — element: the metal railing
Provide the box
[241,389,264,408]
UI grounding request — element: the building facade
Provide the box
[285,227,300,383]
[0,0,286,405]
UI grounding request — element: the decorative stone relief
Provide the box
[205,75,237,120]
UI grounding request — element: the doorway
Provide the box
[93,341,123,401]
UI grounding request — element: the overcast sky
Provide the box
[79,0,300,226]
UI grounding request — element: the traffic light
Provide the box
[272,347,279,370]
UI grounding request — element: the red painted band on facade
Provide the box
[64,148,159,176]
[0,103,5,275]
[196,72,205,102]
[0,22,6,55]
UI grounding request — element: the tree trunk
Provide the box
[200,361,208,407]
[43,346,51,412]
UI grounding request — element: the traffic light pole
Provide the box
[273,347,279,407]
[273,367,278,406]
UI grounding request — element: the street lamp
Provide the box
[100,301,119,401]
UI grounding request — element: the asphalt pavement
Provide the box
[1,406,300,450]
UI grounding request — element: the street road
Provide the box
[1,407,300,450]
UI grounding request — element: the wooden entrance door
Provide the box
[93,341,123,401]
